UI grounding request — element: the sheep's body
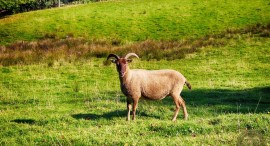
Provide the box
[121,69,186,100]
[107,53,191,121]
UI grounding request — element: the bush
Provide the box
[0,0,100,16]
[0,0,55,15]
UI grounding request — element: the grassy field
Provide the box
[0,0,270,145]
[0,0,270,45]
[1,35,270,145]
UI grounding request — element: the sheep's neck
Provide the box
[119,68,132,97]
[119,67,131,85]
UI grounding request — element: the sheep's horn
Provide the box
[125,53,139,59]
[107,54,120,60]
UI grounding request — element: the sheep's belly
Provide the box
[141,92,169,100]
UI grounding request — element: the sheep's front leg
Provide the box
[127,99,132,121]
[132,98,139,120]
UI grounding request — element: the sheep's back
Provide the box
[131,69,185,100]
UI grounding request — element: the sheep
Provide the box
[107,53,191,121]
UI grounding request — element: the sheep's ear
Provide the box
[127,59,132,63]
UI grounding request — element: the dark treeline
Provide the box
[0,0,100,17]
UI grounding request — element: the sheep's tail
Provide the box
[185,81,192,90]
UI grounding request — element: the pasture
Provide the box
[0,0,270,145]
[1,35,269,145]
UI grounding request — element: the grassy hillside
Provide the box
[0,0,270,45]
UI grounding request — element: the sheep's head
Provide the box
[107,53,139,77]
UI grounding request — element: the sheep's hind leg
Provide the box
[172,94,180,121]
[179,96,188,120]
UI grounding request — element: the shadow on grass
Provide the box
[72,86,270,120]
[72,110,125,120]
[182,86,270,114]
[11,119,36,125]
[72,110,160,120]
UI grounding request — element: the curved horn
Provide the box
[107,54,120,60]
[124,53,139,59]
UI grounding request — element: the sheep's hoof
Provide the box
[184,115,188,120]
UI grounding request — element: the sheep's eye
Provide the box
[111,60,117,63]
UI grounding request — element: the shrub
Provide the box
[0,0,101,17]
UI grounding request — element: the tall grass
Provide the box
[0,23,269,66]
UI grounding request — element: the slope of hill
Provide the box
[0,0,270,45]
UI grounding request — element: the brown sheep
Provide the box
[107,53,191,121]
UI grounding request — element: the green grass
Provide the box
[0,35,269,145]
[0,0,270,45]
[0,0,270,145]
